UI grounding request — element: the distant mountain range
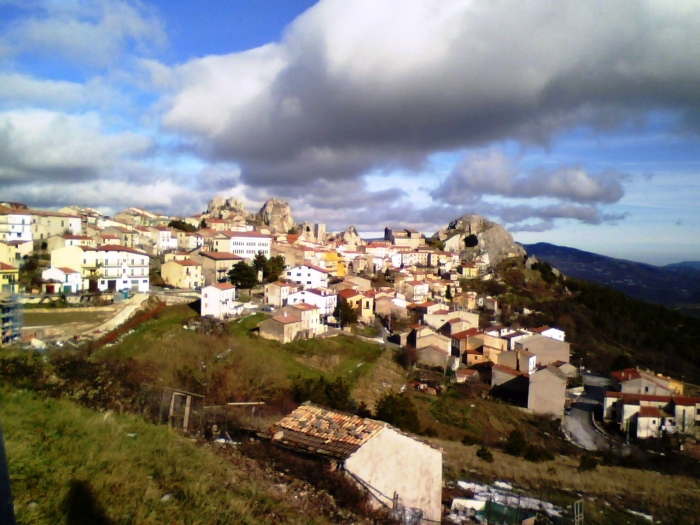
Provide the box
[522,243,700,309]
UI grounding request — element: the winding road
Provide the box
[563,373,629,454]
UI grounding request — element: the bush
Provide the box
[505,429,528,456]
[476,446,494,463]
[523,446,554,463]
[374,392,420,433]
[578,453,599,472]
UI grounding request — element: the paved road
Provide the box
[564,373,621,451]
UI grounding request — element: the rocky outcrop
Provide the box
[256,199,294,234]
[206,196,248,219]
[434,214,525,267]
[336,226,366,249]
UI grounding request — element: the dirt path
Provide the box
[81,294,150,337]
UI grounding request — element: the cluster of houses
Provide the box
[603,367,700,439]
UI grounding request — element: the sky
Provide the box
[1,0,699,266]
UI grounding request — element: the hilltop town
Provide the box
[2,197,700,525]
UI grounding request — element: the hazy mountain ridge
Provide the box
[522,242,700,308]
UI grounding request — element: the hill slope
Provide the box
[522,242,700,308]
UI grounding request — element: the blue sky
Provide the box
[1,0,699,265]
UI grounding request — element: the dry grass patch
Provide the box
[437,439,700,524]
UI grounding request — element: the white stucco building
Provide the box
[201,283,239,319]
[284,264,330,289]
[213,231,271,260]
[286,287,337,317]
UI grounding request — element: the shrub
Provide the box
[523,446,554,463]
[476,446,494,463]
[578,453,599,472]
[505,429,528,457]
[374,392,420,433]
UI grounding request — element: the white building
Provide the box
[264,281,298,307]
[96,246,150,293]
[41,267,83,293]
[201,283,238,319]
[284,264,330,289]
[150,227,179,254]
[286,288,337,317]
[0,208,33,242]
[213,231,271,260]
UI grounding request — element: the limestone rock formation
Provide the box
[206,196,248,219]
[336,226,366,249]
[256,199,294,233]
[434,214,525,267]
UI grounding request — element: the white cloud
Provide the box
[431,150,628,205]
[4,0,166,68]
[0,109,152,182]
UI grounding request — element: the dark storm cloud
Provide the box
[163,0,700,187]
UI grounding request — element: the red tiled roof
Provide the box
[338,288,361,299]
[673,396,700,406]
[452,328,481,340]
[611,368,641,382]
[638,406,662,418]
[271,314,301,325]
[172,259,201,267]
[211,283,235,291]
[0,262,17,271]
[57,267,78,274]
[293,302,318,311]
[492,364,528,377]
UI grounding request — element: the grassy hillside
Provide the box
[1,387,333,525]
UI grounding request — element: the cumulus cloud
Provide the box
[431,150,629,205]
[3,0,166,68]
[161,0,700,187]
[0,110,152,182]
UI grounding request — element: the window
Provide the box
[645,387,649,393]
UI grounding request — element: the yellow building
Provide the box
[0,262,19,293]
[161,259,203,289]
[321,251,347,277]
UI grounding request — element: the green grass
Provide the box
[0,387,329,525]
[92,305,384,401]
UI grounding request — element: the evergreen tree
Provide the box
[334,300,358,327]
[228,261,258,289]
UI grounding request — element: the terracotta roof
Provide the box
[672,396,700,406]
[338,289,361,300]
[492,364,528,377]
[272,403,384,460]
[57,267,78,274]
[0,262,18,271]
[456,368,478,377]
[293,302,318,311]
[211,283,236,291]
[271,315,301,325]
[172,259,201,267]
[452,328,481,340]
[611,368,641,382]
[639,406,662,418]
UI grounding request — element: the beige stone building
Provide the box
[273,403,442,524]
[191,251,244,285]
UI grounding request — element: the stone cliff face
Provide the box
[256,199,294,233]
[434,214,525,266]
